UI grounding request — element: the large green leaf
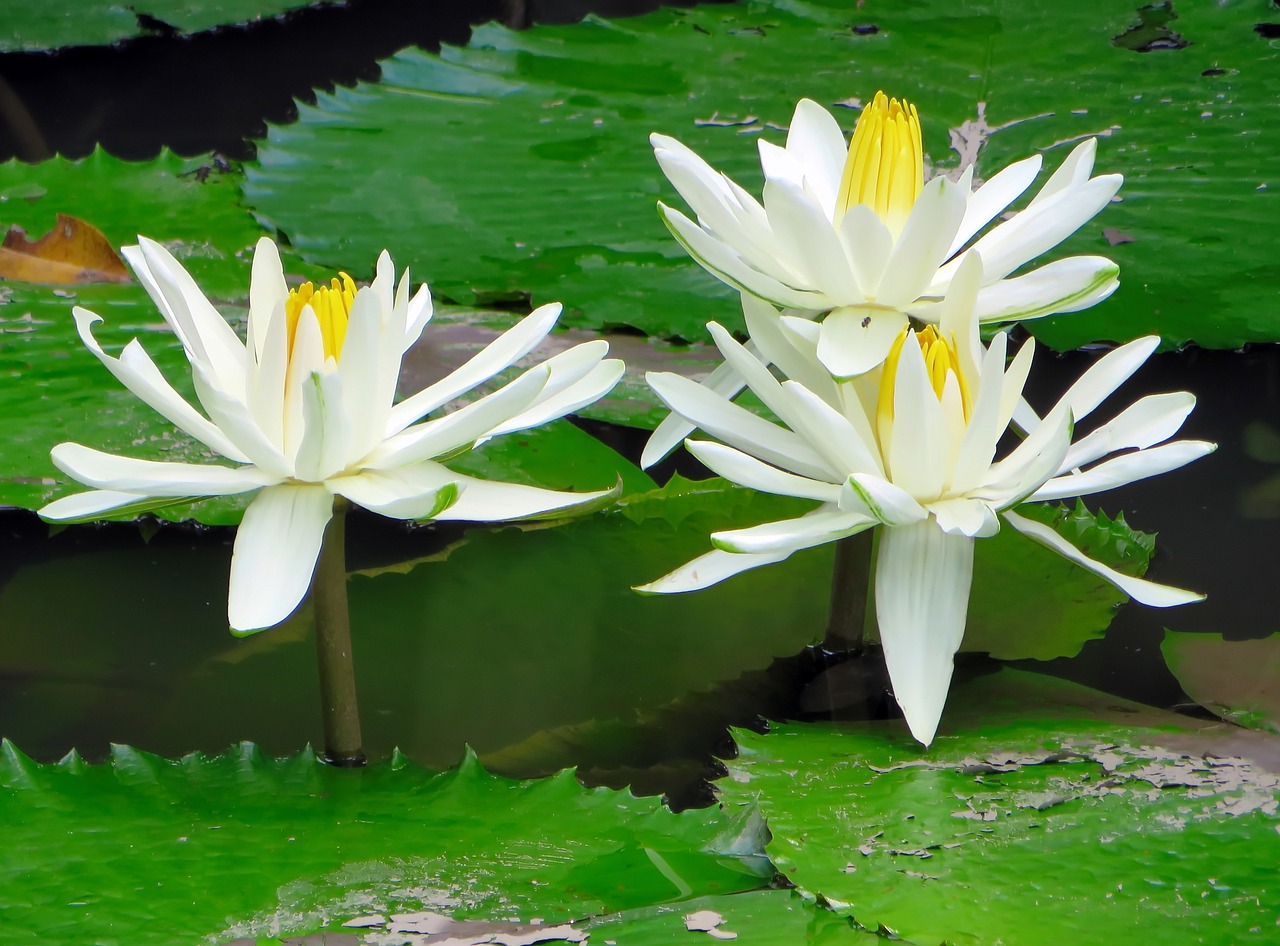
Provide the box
[0,742,764,944]
[244,0,1279,349]
[1163,629,1280,734]
[3,1,326,52]
[721,669,1280,946]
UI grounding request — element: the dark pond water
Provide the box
[1,0,1276,809]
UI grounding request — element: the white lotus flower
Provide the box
[637,253,1211,746]
[653,92,1122,377]
[40,237,624,633]
[642,92,1123,467]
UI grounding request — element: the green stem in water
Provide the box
[823,529,875,654]
[312,500,365,767]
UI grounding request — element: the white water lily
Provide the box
[40,237,624,633]
[643,92,1123,466]
[637,253,1211,746]
[653,92,1122,377]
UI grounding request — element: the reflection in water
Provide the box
[1,342,1277,801]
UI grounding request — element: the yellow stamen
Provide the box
[835,91,923,236]
[284,272,357,361]
[876,326,973,445]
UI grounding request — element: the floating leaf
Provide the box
[2,0,331,52]
[0,214,130,285]
[721,669,1280,946]
[245,0,1280,350]
[1163,629,1280,733]
[0,743,762,944]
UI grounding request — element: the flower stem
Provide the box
[823,530,874,653]
[312,500,365,767]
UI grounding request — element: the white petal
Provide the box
[762,178,862,303]
[979,402,1073,508]
[840,473,927,526]
[947,154,1043,257]
[740,295,837,403]
[50,442,275,496]
[39,489,177,522]
[386,303,562,434]
[369,367,549,470]
[660,204,829,310]
[1027,138,1099,208]
[950,332,1009,494]
[338,287,394,460]
[330,464,461,520]
[494,359,624,437]
[929,497,1000,538]
[686,439,842,503]
[1051,336,1160,424]
[777,380,884,478]
[934,250,984,379]
[432,474,617,522]
[635,547,796,595]
[886,334,946,500]
[1062,391,1196,471]
[293,370,353,483]
[956,174,1123,283]
[646,371,836,481]
[712,506,874,554]
[247,237,287,359]
[1002,509,1203,607]
[228,484,334,633]
[816,306,908,381]
[641,359,746,469]
[282,305,326,461]
[875,520,974,746]
[191,359,292,478]
[245,296,288,451]
[785,98,849,214]
[877,177,968,308]
[405,282,435,348]
[1031,440,1215,501]
[974,256,1120,324]
[837,204,894,300]
[71,307,249,463]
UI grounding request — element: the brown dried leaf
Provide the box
[0,213,131,285]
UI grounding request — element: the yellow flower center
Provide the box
[876,326,972,442]
[284,273,357,361]
[835,91,923,237]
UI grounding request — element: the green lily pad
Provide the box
[0,742,764,944]
[3,1,328,52]
[244,0,1280,351]
[1163,629,1280,733]
[720,669,1280,946]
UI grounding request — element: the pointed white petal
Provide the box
[817,306,908,381]
[1002,509,1203,607]
[837,203,894,300]
[785,98,848,214]
[493,358,624,437]
[293,370,353,483]
[641,359,746,469]
[370,367,549,470]
[432,474,617,522]
[1052,336,1159,424]
[886,335,947,500]
[979,402,1073,508]
[740,295,837,403]
[934,250,984,380]
[878,177,968,308]
[337,288,392,459]
[405,282,435,348]
[228,484,334,632]
[39,489,177,522]
[686,439,841,503]
[72,307,249,462]
[330,464,461,520]
[660,203,829,309]
[1027,138,1100,207]
[636,547,796,594]
[711,507,874,554]
[947,154,1043,257]
[50,442,275,496]
[1031,440,1215,501]
[247,238,287,359]
[778,380,884,478]
[762,177,862,302]
[875,520,975,746]
[1061,391,1196,471]
[646,371,836,481]
[386,303,562,434]
[191,359,292,478]
[840,473,928,526]
[929,497,1000,537]
[245,297,288,451]
[950,332,1009,494]
[974,256,1120,324]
